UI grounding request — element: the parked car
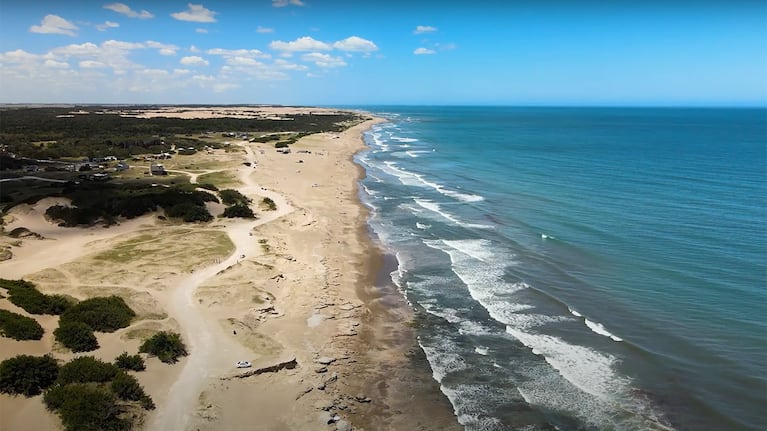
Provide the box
[236,360,252,368]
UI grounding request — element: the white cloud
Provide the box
[79,60,108,68]
[227,56,263,66]
[270,36,331,52]
[44,59,69,69]
[1,49,40,63]
[414,25,437,34]
[189,45,201,53]
[414,47,436,55]
[272,0,304,7]
[333,36,378,53]
[275,59,307,71]
[146,41,178,56]
[206,48,269,59]
[96,21,120,32]
[173,68,190,75]
[301,52,346,68]
[196,28,208,34]
[171,3,217,23]
[29,15,79,36]
[104,3,154,19]
[180,56,209,66]
[256,26,274,34]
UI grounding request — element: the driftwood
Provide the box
[221,357,297,380]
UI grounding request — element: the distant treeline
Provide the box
[0,106,361,160]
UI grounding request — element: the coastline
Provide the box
[0,109,459,431]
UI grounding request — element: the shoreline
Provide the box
[0,109,459,431]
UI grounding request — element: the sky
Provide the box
[0,1,765,106]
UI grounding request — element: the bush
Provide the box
[54,321,98,352]
[56,356,118,385]
[0,309,44,340]
[43,384,130,431]
[262,197,277,211]
[198,183,219,191]
[110,372,148,402]
[0,354,59,396]
[59,296,135,333]
[219,189,251,206]
[164,202,213,222]
[139,331,188,364]
[222,203,255,219]
[0,278,71,315]
[113,353,145,372]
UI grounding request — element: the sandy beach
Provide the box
[0,107,457,431]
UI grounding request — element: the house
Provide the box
[150,163,167,175]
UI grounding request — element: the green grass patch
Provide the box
[0,309,44,340]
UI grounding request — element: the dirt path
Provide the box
[146,142,294,431]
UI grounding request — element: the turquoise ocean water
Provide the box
[353,107,766,431]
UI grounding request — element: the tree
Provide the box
[0,354,59,396]
[222,203,255,219]
[43,384,130,431]
[56,356,118,385]
[59,296,135,333]
[139,331,188,364]
[0,309,44,340]
[54,321,99,352]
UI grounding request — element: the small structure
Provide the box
[23,165,39,173]
[150,163,167,176]
[115,162,130,171]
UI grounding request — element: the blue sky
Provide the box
[0,1,765,106]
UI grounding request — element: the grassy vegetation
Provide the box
[219,189,251,206]
[139,331,188,364]
[60,296,135,333]
[197,171,239,188]
[54,321,99,352]
[0,309,44,340]
[262,197,277,211]
[0,354,59,396]
[0,278,71,315]
[56,356,119,385]
[222,203,255,219]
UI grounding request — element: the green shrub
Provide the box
[113,353,145,372]
[164,202,213,222]
[0,278,71,315]
[274,142,289,148]
[222,203,255,219]
[0,309,44,340]
[219,189,251,206]
[0,354,59,396]
[43,384,130,431]
[139,331,188,364]
[59,296,135,333]
[54,321,98,352]
[198,183,219,191]
[110,372,148,403]
[262,197,277,211]
[56,356,119,385]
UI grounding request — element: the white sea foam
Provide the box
[474,346,490,355]
[506,327,628,401]
[419,299,463,323]
[584,319,624,342]
[413,199,492,229]
[415,222,431,230]
[541,233,556,240]
[568,307,583,317]
[378,160,484,202]
[361,183,377,196]
[392,136,418,143]
[418,340,468,383]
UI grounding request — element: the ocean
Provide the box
[352,107,766,431]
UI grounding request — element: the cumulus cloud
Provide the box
[146,41,178,56]
[44,59,69,69]
[301,52,346,68]
[79,60,108,68]
[180,56,209,66]
[272,0,304,7]
[206,48,269,58]
[275,59,307,71]
[414,25,437,34]
[29,15,79,36]
[270,36,331,52]
[171,3,217,23]
[256,26,274,33]
[414,47,436,55]
[333,36,378,53]
[96,21,120,31]
[103,3,154,19]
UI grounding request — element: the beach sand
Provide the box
[0,108,458,431]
